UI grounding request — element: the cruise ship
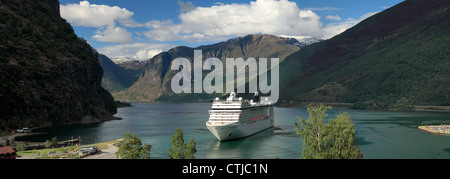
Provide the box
[206,92,274,141]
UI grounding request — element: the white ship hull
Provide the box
[207,109,274,141]
[206,92,275,141]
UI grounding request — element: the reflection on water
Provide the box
[207,128,276,159]
[22,103,450,159]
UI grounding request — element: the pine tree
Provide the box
[168,128,197,159]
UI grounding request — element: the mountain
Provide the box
[0,0,117,132]
[279,35,323,46]
[99,54,142,93]
[116,60,146,71]
[110,57,146,72]
[279,0,450,110]
[114,34,303,102]
[110,57,140,64]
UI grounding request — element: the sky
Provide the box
[59,0,404,60]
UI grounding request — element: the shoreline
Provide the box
[418,125,450,135]
[16,138,123,159]
[0,116,123,145]
[0,132,46,146]
[121,101,450,112]
[276,102,450,113]
[276,102,354,109]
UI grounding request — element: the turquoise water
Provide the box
[28,103,450,159]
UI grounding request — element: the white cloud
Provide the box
[178,1,195,12]
[303,7,343,11]
[97,43,175,60]
[60,1,137,43]
[92,25,133,43]
[321,11,379,39]
[143,0,323,42]
[360,12,379,20]
[321,18,357,39]
[61,0,382,57]
[135,49,164,60]
[60,1,134,27]
[325,15,341,21]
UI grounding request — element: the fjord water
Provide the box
[29,103,450,159]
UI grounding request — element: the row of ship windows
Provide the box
[208,119,238,121]
[206,121,236,125]
[210,116,239,119]
[212,105,241,107]
[210,114,240,116]
[210,112,266,117]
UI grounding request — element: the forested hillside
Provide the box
[0,0,117,131]
[279,0,449,110]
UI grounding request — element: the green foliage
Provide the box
[326,113,362,159]
[294,104,362,159]
[51,137,58,147]
[15,143,26,151]
[168,128,197,159]
[44,137,57,148]
[116,131,152,159]
[0,0,117,132]
[44,140,52,148]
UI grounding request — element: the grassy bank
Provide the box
[16,139,122,159]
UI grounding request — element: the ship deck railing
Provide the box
[208,118,239,121]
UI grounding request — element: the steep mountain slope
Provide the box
[114,34,302,102]
[280,0,449,110]
[99,54,142,93]
[0,0,117,131]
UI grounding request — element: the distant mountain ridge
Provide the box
[114,34,303,102]
[111,57,148,64]
[99,54,142,93]
[279,0,450,110]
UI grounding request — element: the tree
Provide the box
[16,143,26,151]
[168,128,197,159]
[327,112,362,159]
[51,137,58,147]
[115,131,152,159]
[44,140,52,148]
[44,137,57,148]
[294,104,362,159]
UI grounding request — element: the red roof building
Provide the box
[0,146,16,159]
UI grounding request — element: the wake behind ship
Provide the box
[206,92,274,141]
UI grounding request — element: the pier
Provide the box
[418,125,450,135]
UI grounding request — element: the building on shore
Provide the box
[0,146,16,159]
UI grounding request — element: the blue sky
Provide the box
[59,0,404,59]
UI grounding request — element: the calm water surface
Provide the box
[28,103,450,159]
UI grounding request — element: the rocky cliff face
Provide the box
[0,0,117,131]
[114,34,302,102]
